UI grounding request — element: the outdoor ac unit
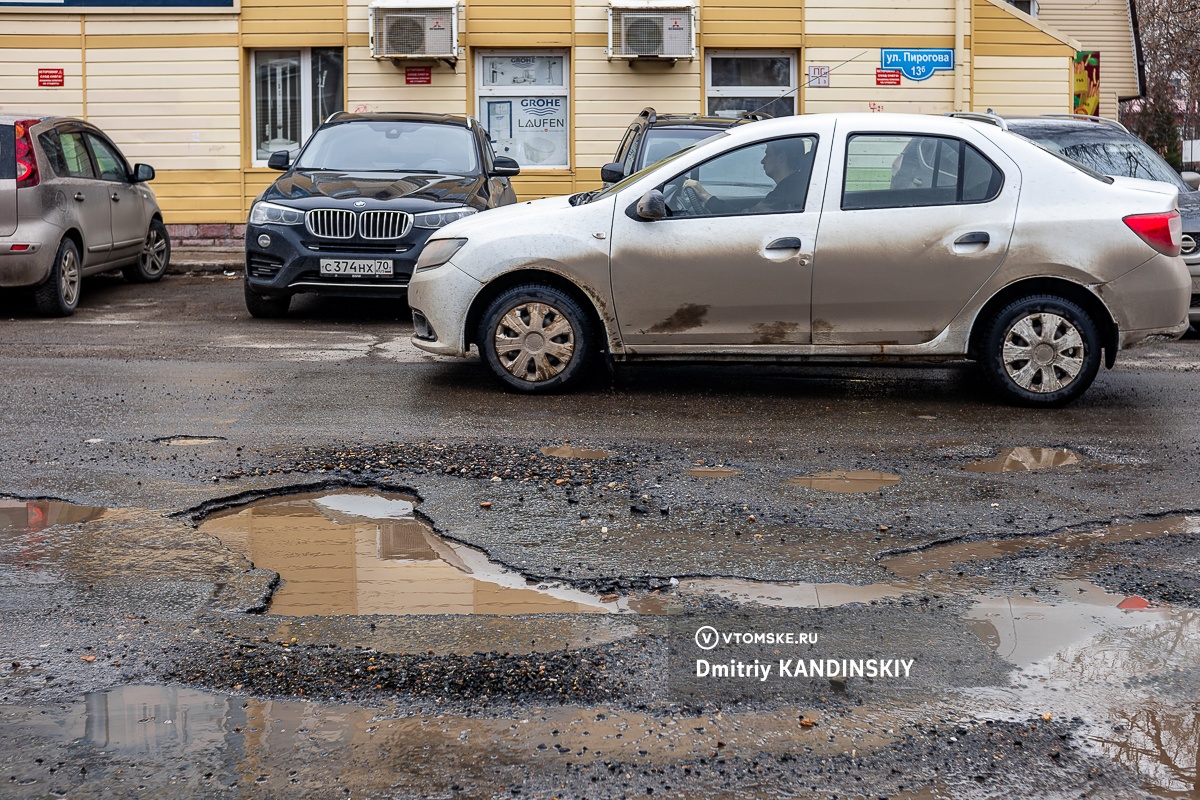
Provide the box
[369,0,458,60]
[608,4,695,59]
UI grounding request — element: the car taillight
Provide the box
[1123,210,1181,257]
[14,118,40,189]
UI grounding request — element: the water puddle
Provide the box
[540,445,611,460]
[199,491,624,616]
[963,446,1082,473]
[154,435,226,446]
[0,497,109,531]
[674,576,908,608]
[881,516,1197,579]
[786,470,901,493]
[686,467,742,479]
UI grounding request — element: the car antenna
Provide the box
[745,50,870,117]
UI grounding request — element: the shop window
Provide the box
[477,52,569,169]
[251,48,344,164]
[705,51,796,119]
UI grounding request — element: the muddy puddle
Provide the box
[963,446,1082,473]
[786,470,901,493]
[199,491,632,616]
[0,497,109,531]
[686,466,742,479]
[540,445,611,460]
[154,435,226,446]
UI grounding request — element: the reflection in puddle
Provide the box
[154,435,226,446]
[881,516,1198,579]
[199,491,618,616]
[964,446,1082,473]
[0,498,109,532]
[786,470,901,493]
[675,577,907,608]
[540,445,611,460]
[686,467,742,479]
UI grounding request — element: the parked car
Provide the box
[0,115,169,317]
[408,113,1189,407]
[243,112,520,318]
[599,107,768,184]
[993,114,1200,328]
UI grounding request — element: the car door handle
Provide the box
[110,193,121,202]
[766,237,803,250]
[74,193,85,201]
[954,231,989,246]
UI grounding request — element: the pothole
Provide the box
[0,497,109,531]
[963,446,1082,473]
[686,467,742,479]
[199,490,629,616]
[540,445,611,460]
[154,435,226,446]
[786,470,901,493]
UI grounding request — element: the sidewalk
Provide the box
[169,246,243,274]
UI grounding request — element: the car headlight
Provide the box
[416,238,467,271]
[413,207,478,229]
[249,201,304,226]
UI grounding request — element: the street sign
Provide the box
[879,48,954,81]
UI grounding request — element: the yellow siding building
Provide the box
[1,0,1121,243]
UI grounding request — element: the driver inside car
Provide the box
[681,138,813,214]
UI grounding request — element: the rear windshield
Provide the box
[295,121,479,175]
[1007,122,1184,189]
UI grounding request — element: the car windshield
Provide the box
[639,128,724,168]
[1008,123,1188,190]
[295,121,479,174]
[587,140,714,203]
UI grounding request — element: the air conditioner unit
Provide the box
[369,0,458,60]
[608,3,695,60]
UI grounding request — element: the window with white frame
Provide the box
[477,51,569,169]
[705,51,797,119]
[251,48,344,164]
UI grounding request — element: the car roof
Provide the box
[322,111,472,128]
[632,107,768,132]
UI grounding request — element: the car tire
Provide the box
[244,281,291,319]
[477,284,593,393]
[980,294,1101,407]
[34,238,82,317]
[123,218,171,283]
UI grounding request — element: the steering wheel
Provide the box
[665,182,707,217]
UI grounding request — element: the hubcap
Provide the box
[142,228,168,276]
[493,301,576,382]
[60,248,80,306]
[1001,312,1084,393]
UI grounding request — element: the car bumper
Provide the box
[1103,252,1191,347]
[0,229,55,288]
[407,260,483,357]
[244,222,435,299]
[1186,254,1200,324]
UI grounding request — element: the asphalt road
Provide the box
[1,272,1198,799]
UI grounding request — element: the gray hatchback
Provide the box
[0,116,170,316]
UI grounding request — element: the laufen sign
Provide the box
[880,48,955,81]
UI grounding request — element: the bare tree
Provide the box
[1125,0,1200,166]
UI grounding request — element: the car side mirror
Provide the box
[600,162,626,184]
[132,163,155,183]
[1182,171,1200,190]
[489,156,521,177]
[267,151,291,171]
[636,189,666,221]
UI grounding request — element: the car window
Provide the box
[842,134,1002,211]
[86,133,129,182]
[660,136,817,218]
[39,130,96,179]
[295,121,480,174]
[640,128,723,170]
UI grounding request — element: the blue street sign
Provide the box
[880,49,955,82]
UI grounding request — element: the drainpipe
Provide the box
[955,0,967,110]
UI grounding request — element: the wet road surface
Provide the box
[2,274,1200,797]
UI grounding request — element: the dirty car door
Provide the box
[42,126,113,267]
[609,131,827,348]
[812,131,1016,345]
[86,132,146,265]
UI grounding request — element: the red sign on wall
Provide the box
[405,67,432,85]
[875,69,901,86]
[38,68,65,87]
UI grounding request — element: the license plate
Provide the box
[319,259,393,276]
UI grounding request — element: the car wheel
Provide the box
[123,218,171,283]
[34,238,82,317]
[981,294,1101,407]
[478,284,593,393]
[244,280,291,318]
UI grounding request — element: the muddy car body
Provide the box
[409,113,1189,406]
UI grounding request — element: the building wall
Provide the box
[1034,0,1139,118]
[0,0,1081,237]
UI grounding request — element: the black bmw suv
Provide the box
[244,112,519,318]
